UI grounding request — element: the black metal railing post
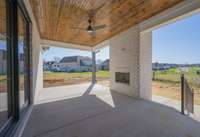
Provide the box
[181,74,185,115]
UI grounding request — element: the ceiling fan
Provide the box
[71,3,108,34]
[72,19,107,34]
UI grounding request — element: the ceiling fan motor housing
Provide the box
[87,25,94,33]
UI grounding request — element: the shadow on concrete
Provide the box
[82,83,95,96]
[22,88,200,137]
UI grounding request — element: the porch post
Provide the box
[181,74,185,115]
[92,51,96,84]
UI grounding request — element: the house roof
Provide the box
[59,56,92,64]
[59,56,79,63]
[44,61,56,65]
[100,59,109,66]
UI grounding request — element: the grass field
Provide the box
[153,67,200,105]
[1,67,200,104]
[153,67,200,88]
[2,67,200,103]
[44,70,109,79]
[43,70,110,87]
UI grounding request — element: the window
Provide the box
[18,7,30,111]
[0,1,32,135]
[0,0,9,129]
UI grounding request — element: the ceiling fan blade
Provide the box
[93,24,107,30]
[70,27,86,31]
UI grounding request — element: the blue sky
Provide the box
[153,13,200,64]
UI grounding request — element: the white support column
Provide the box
[92,51,96,84]
[139,31,152,100]
[32,44,43,102]
[110,26,140,97]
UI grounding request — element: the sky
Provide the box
[152,13,200,64]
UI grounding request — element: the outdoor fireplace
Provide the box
[115,72,130,84]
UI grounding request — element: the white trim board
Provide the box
[41,39,93,51]
[139,0,200,33]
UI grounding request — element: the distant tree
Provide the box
[54,56,61,63]
[96,59,103,65]
[42,46,50,53]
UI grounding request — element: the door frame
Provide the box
[0,0,32,136]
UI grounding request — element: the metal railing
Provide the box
[181,74,194,115]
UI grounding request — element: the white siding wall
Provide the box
[110,26,140,97]
[60,62,79,68]
[109,26,152,99]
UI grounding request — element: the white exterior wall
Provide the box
[110,26,140,97]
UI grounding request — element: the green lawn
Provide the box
[43,70,110,80]
[153,67,200,88]
[153,67,200,104]
[0,75,7,83]
[96,71,110,78]
[43,70,110,87]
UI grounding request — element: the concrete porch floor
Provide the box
[152,95,200,121]
[22,83,200,137]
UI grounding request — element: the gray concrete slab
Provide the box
[153,95,200,121]
[22,84,200,137]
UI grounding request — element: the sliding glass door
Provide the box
[0,0,32,136]
[18,8,30,110]
[0,0,10,130]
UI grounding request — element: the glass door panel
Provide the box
[18,9,29,110]
[0,0,9,129]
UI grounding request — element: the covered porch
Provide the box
[1,0,200,136]
[21,0,200,136]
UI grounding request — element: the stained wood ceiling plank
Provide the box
[29,0,183,47]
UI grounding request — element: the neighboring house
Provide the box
[51,62,61,72]
[99,59,109,70]
[0,49,24,74]
[19,53,25,74]
[43,61,56,71]
[152,62,174,71]
[0,49,7,74]
[152,62,200,71]
[59,56,92,72]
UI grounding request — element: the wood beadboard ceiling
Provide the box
[30,0,183,47]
